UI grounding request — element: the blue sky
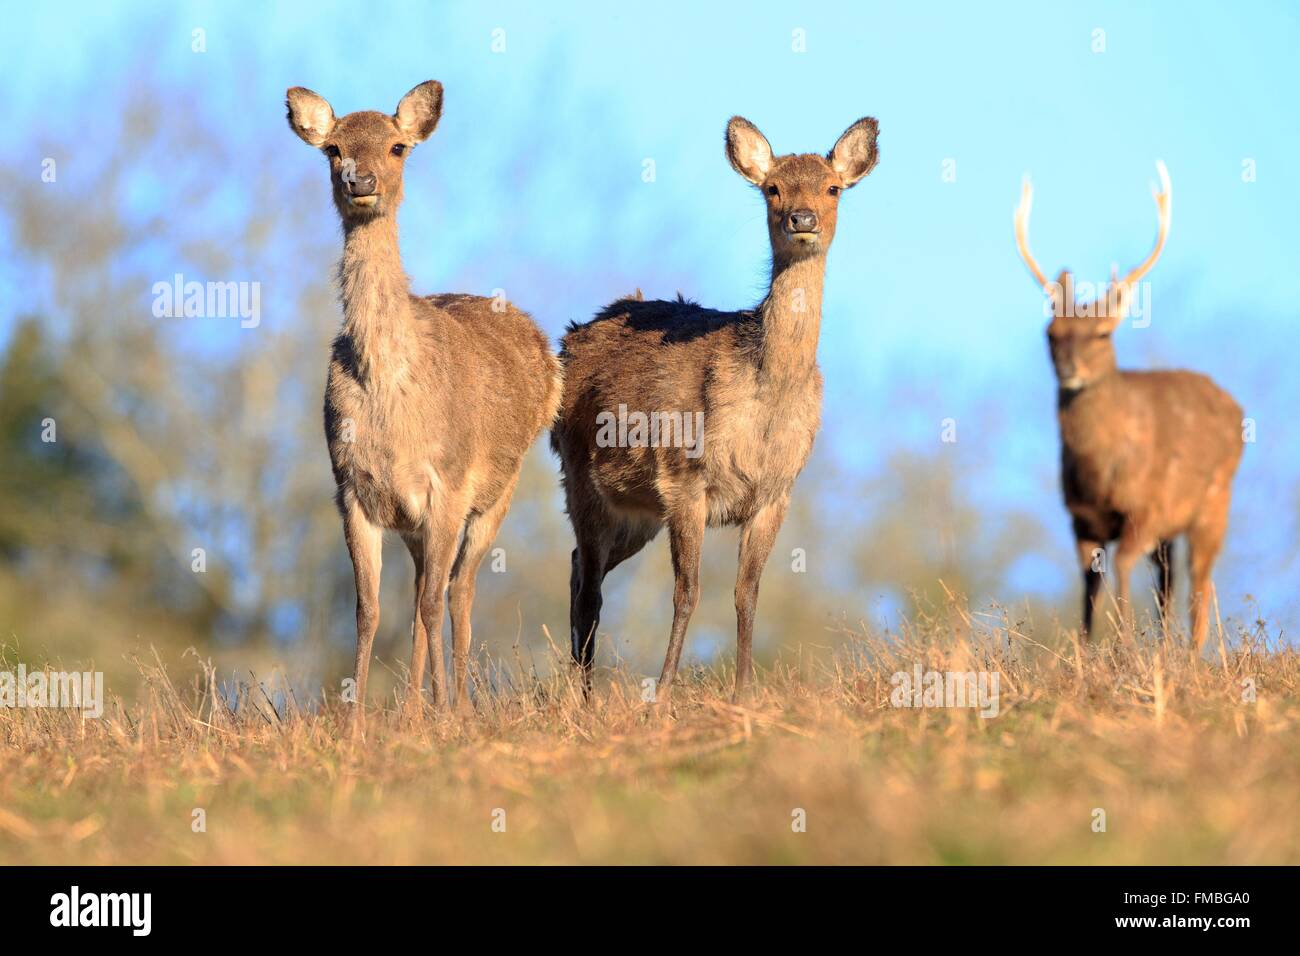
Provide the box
[2,1,1298,630]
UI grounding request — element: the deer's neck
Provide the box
[1057,372,1125,445]
[757,253,826,382]
[338,215,415,384]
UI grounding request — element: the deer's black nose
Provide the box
[788,209,818,233]
[347,173,378,197]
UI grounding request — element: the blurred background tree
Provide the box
[1,2,1295,700]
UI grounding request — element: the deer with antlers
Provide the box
[1014,162,1243,649]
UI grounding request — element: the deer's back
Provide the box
[429,294,562,444]
[1059,369,1242,541]
[553,297,822,526]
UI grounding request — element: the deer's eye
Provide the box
[828,185,841,196]
[325,145,341,159]
[765,184,779,197]
[391,143,407,157]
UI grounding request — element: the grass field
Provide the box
[2,603,1298,865]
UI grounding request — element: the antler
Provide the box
[1014,175,1051,293]
[1114,160,1172,292]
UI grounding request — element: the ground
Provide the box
[1,607,1297,865]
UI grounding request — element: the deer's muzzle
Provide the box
[345,173,378,197]
[786,209,819,236]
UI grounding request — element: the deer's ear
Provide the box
[395,81,443,143]
[286,87,336,147]
[1050,269,1073,316]
[828,117,879,187]
[726,116,773,185]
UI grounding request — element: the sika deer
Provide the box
[1014,162,1242,649]
[286,81,562,725]
[552,115,879,703]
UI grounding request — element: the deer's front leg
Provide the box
[1114,523,1154,635]
[656,498,707,708]
[734,495,789,701]
[343,496,384,738]
[1074,534,1104,640]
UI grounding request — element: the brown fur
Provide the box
[552,116,879,702]
[1015,166,1242,649]
[287,82,562,724]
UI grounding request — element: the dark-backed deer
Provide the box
[1014,162,1242,649]
[552,115,879,702]
[286,81,561,724]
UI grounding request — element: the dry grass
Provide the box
[2,601,1298,865]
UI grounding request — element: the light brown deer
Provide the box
[286,81,562,724]
[552,115,879,703]
[1014,161,1242,649]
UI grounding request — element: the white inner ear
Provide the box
[831,129,868,177]
[737,137,772,183]
[395,91,434,137]
[296,100,334,145]
[395,103,418,135]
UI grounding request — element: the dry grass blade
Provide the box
[1,604,1296,865]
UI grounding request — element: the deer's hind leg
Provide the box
[1187,494,1231,653]
[402,533,429,712]
[1149,538,1175,633]
[415,495,471,712]
[1114,522,1158,635]
[565,477,657,695]
[568,523,655,695]
[447,476,520,714]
